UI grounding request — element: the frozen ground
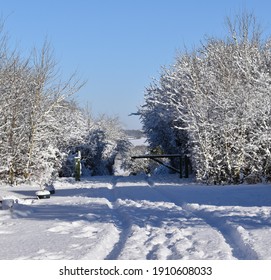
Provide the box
[0,174,271,260]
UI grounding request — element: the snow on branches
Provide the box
[0,40,86,184]
[0,25,130,184]
[140,13,271,184]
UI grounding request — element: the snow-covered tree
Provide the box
[0,27,85,184]
[139,67,189,170]
[0,21,135,183]
[140,12,271,184]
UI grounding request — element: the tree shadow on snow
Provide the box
[154,184,271,207]
[9,176,271,234]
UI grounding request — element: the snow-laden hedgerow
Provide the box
[140,13,271,184]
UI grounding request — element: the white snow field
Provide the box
[0,174,271,260]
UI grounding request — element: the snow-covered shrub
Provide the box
[61,115,131,177]
[90,116,131,175]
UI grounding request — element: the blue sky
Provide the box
[1,0,271,129]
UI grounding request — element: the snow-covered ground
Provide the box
[1,174,271,260]
[129,137,148,147]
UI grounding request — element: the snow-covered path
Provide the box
[108,177,233,260]
[1,175,271,260]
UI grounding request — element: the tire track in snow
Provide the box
[107,176,253,260]
[106,176,182,260]
[105,177,133,260]
[147,177,258,260]
[183,204,259,260]
[144,177,221,260]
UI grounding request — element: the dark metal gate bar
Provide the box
[131,154,190,178]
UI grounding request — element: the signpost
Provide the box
[74,151,81,181]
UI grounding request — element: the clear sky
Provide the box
[1,0,271,129]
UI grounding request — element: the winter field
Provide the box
[1,174,271,260]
